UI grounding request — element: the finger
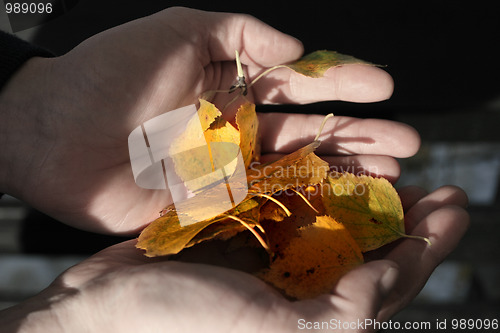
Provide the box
[258,113,421,158]
[313,260,399,322]
[377,205,469,321]
[251,64,394,104]
[397,185,429,212]
[404,185,469,232]
[171,7,304,67]
[58,240,162,288]
[260,154,401,182]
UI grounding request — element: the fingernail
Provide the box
[379,266,399,295]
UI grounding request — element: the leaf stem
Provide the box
[235,50,244,79]
[399,232,432,246]
[290,188,319,214]
[252,193,292,217]
[314,113,334,141]
[225,215,270,252]
[247,65,287,89]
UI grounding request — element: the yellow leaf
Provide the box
[322,172,405,252]
[186,197,261,246]
[258,215,363,299]
[235,102,260,167]
[169,99,231,192]
[203,115,240,172]
[136,198,259,257]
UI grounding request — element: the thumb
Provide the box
[321,260,399,325]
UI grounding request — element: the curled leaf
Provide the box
[137,198,259,257]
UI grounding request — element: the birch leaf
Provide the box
[258,215,363,299]
[136,197,259,257]
[235,102,260,167]
[286,50,378,78]
[322,172,405,252]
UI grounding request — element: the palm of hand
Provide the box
[42,183,467,333]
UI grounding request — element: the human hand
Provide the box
[0,185,468,333]
[0,7,412,234]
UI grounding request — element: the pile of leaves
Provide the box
[136,51,428,299]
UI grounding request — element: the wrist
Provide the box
[0,56,57,198]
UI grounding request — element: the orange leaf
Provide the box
[235,102,260,167]
[258,215,363,299]
[247,141,329,193]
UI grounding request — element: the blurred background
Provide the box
[1,1,499,330]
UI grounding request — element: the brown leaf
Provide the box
[258,215,363,299]
[248,141,328,194]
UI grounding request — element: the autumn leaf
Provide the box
[248,50,380,90]
[247,140,328,192]
[169,99,236,193]
[261,188,325,254]
[169,99,259,194]
[250,151,329,195]
[137,99,263,256]
[258,215,363,299]
[136,197,260,257]
[321,172,406,252]
[285,50,378,78]
[187,196,261,246]
[235,102,260,167]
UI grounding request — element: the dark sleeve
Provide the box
[0,30,54,91]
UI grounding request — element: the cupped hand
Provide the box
[0,7,416,234]
[0,185,468,333]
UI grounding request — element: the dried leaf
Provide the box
[137,197,259,257]
[258,215,363,299]
[187,197,261,246]
[203,116,240,176]
[261,189,325,255]
[169,99,238,192]
[235,102,260,167]
[286,50,378,78]
[250,151,329,194]
[322,172,405,252]
[247,141,328,193]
